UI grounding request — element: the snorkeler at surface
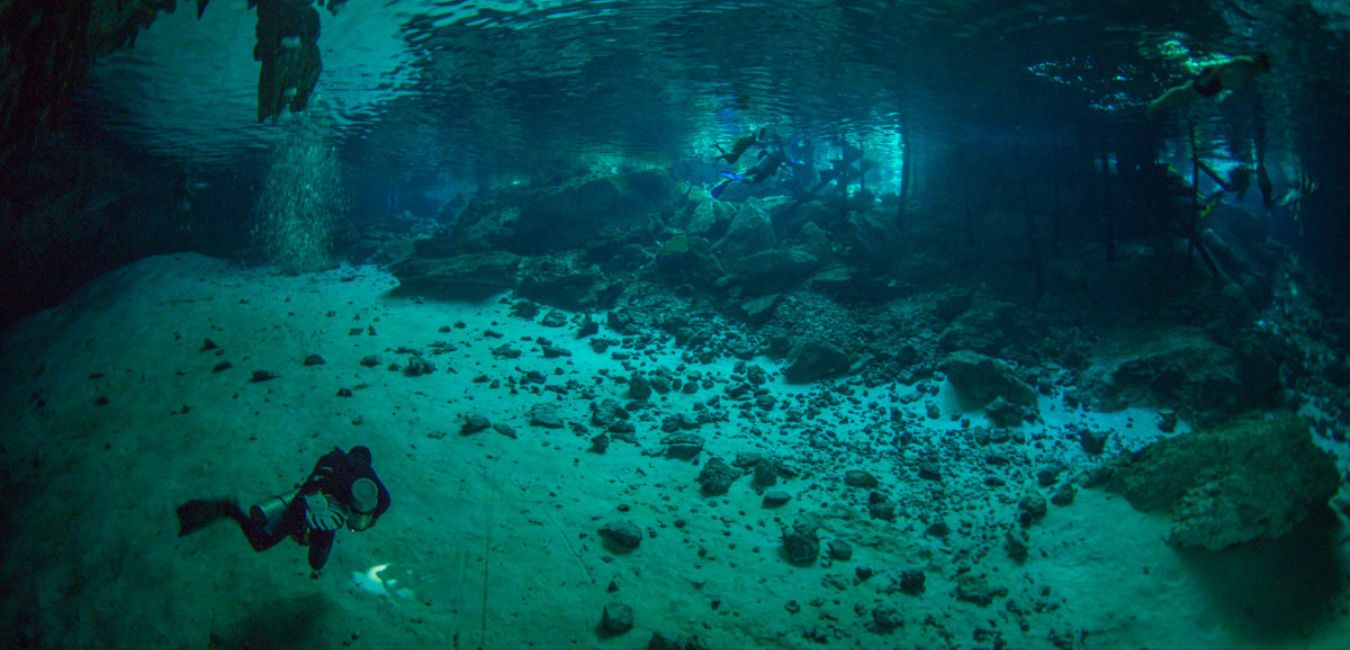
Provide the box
[1147,53,1270,120]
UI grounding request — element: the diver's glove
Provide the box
[303,492,347,532]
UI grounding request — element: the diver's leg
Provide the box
[229,497,302,552]
[1147,84,1200,120]
[307,530,336,571]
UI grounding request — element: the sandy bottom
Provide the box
[1,253,1346,649]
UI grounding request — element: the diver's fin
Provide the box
[711,181,732,199]
[176,499,233,536]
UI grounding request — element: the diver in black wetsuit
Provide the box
[176,445,391,573]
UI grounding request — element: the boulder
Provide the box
[388,251,520,299]
[729,248,821,293]
[1089,417,1338,550]
[784,339,852,384]
[1085,328,1245,421]
[715,202,776,263]
[942,350,1037,409]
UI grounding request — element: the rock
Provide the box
[1017,491,1048,526]
[493,423,517,438]
[763,490,791,507]
[1004,529,1029,562]
[661,433,704,460]
[751,459,779,487]
[954,574,1007,606]
[461,414,491,435]
[359,355,380,367]
[628,373,652,400]
[1091,416,1338,550]
[387,251,521,298]
[942,350,1037,409]
[739,294,781,324]
[250,370,279,382]
[540,310,568,328]
[648,632,709,650]
[871,606,903,631]
[590,434,610,453]
[938,299,1023,354]
[897,569,925,595]
[1157,410,1179,432]
[781,522,820,566]
[1051,483,1076,506]
[1084,328,1246,422]
[600,602,634,635]
[827,539,853,561]
[302,353,325,366]
[715,202,777,263]
[212,361,233,373]
[697,457,739,496]
[529,403,565,429]
[867,491,897,521]
[843,469,879,488]
[403,356,435,377]
[985,395,1036,426]
[599,520,643,550]
[1079,427,1110,455]
[784,339,852,383]
[729,248,821,292]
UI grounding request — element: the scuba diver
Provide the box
[713,126,771,164]
[1147,53,1270,121]
[176,445,391,573]
[712,129,805,199]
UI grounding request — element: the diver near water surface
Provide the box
[176,445,391,574]
[1147,53,1270,121]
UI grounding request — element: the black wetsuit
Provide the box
[178,445,391,572]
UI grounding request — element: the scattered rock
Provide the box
[843,469,879,488]
[783,339,852,383]
[781,522,820,566]
[600,602,634,635]
[871,606,903,631]
[1017,491,1048,526]
[403,356,435,377]
[697,457,739,496]
[461,414,491,435]
[250,370,279,383]
[529,403,565,429]
[599,520,643,551]
[1079,427,1110,455]
[954,574,1007,606]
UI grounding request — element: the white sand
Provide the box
[1,252,1346,649]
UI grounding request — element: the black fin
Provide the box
[176,499,231,536]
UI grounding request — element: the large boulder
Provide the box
[942,350,1037,409]
[1088,417,1338,550]
[784,339,852,383]
[1084,328,1249,422]
[388,251,521,298]
[449,171,676,254]
[715,202,777,263]
[938,299,1026,354]
[729,248,821,294]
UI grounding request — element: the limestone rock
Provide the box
[942,350,1037,409]
[1090,417,1338,550]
